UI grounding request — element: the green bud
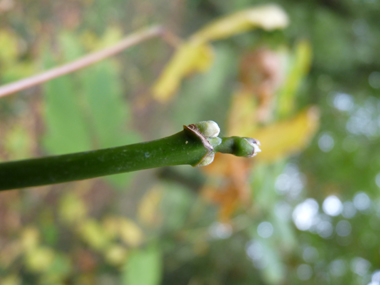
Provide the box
[195,121,220,138]
[214,137,261,158]
[243,138,261,157]
[196,152,215,167]
[208,137,222,147]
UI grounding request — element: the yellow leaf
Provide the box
[97,27,123,49]
[59,192,87,224]
[153,42,214,102]
[118,218,144,247]
[138,187,163,227]
[254,107,320,163]
[78,219,110,251]
[152,5,288,102]
[21,227,40,252]
[105,244,128,266]
[192,5,289,43]
[0,30,18,65]
[226,90,258,137]
[81,27,123,50]
[102,216,120,239]
[24,247,55,273]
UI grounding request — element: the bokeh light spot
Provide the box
[375,173,380,188]
[209,222,232,239]
[318,133,335,152]
[353,192,371,211]
[322,195,343,216]
[257,221,274,239]
[369,72,380,89]
[297,264,313,281]
[303,246,319,263]
[330,259,347,277]
[372,270,380,283]
[333,92,354,111]
[351,257,371,276]
[317,220,334,238]
[336,220,352,237]
[342,201,357,219]
[292,199,319,231]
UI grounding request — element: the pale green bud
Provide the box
[196,152,215,167]
[208,137,222,147]
[244,138,261,157]
[195,121,220,138]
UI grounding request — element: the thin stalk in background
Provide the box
[0,25,180,98]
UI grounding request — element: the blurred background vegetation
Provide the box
[1,0,380,284]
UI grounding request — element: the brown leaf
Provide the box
[238,48,285,122]
[202,154,252,222]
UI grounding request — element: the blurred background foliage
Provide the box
[0,0,380,284]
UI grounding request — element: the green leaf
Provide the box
[42,31,140,189]
[271,211,297,252]
[59,32,85,61]
[43,53,92,154]
[252,163,284,211]
[46,253,72,280]
[260,239,285,285]
[81,60,140,188]
[172,45,236,124]
[81,61,138,148]
[276,40,312,118]
[160,181,195,231]
[42,34,92,154]
[248,233,285,285]
[123,244,162,285]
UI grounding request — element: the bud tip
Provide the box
[195,120,220,138]
[244,138,261,157]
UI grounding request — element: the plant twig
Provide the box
[0,25,165,98]
[0,121,260,191]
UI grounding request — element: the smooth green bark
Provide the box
[0,123,260,191]
[0,131,206,190]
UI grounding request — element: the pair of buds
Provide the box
[187,121,261,166]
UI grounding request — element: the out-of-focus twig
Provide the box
[0,25,177,98]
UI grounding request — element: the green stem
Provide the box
[213,137,259,158]
[0,131,205,191]
[0,123,260,191]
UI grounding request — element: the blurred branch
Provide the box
[157,167,205,193]
[0,25,179,98]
